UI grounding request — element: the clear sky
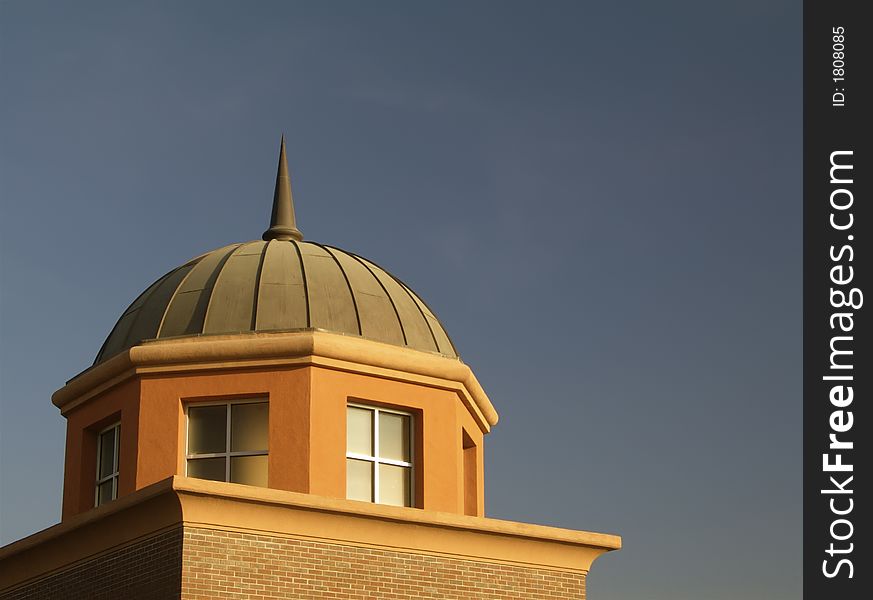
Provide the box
[0,2,800,598]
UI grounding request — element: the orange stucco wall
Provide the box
[61,361,486,520]
[61,378,140,519]
[137,367,311,493]
[309,366,483,514]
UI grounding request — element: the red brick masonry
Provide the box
[0,527,183,600]
[1,526,587,599]
[182,527,586,600]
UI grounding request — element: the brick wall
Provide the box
[0,527,182,600]
[2,525,587,600]
[181,527,586,600]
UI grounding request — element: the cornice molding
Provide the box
[52,331,498,430]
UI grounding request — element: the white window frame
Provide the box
[346,403,414,506]
[184,398,268,483]
[95,422,120,507]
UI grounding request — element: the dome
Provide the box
[95,239,457,364]
[94,137,457,364]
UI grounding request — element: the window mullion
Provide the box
[225,404,232,482]
[184,404,190,477]
[228,450,268,457]
[373,408,380,503]
[409,416,414,507]
[112,423,119,477]
[95,434,102,505]
[376,457,412,468]
[346,452,377,462]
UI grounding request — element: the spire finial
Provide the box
[262,135,303,242]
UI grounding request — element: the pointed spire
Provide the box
[262,135,303,242]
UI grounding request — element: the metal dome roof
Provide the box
[95,240,457,364]
[94,137,458,365]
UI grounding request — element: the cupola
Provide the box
[53,138,497,520]
[3,138,618,600]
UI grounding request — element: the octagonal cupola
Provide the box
[53,138,497,521]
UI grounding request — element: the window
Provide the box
[186,400,268,487]
[95,422,120,507]
[462,429,478,516]
[346,404,413,507]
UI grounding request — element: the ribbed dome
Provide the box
[95,240,457,364]
[96,137,457,364]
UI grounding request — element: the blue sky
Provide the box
[0,2,801,598]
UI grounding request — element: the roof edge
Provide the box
[0,475,619,590]
[173,475,622,555]
[52,330,498,430]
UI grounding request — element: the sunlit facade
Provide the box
[0,139,620,599]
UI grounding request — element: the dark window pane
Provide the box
[98,427,117,478]
[230,455,268,487]
[188,405,227,454]
[187,457,227,482]
[97,480,114,506]
[231,402,268,452]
